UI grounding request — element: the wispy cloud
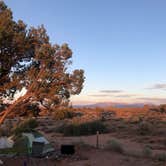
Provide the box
[100,90,124,93]
[137,97,166,103]
[88,94,110,97]
[115,94,136,98]
[146,83,166,90]
[89,93,137,98]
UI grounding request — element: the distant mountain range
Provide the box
[74,102,150,108]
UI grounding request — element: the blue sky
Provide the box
[4,0,166,105]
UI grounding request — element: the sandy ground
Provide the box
[57,148,162,166]
[1,147,165,166]
[42,132,166,155]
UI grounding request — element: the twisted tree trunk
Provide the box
[0,93,32,124]
[0,69,45,125]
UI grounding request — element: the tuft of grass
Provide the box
[13,136,29,154]
[137,121,153,135]
[155,153,166,162]
[72,141,93,149]
[106,139,124,153]
[142,145,152,158]
[0,120,13,137]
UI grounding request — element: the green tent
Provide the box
[22,132,54,156]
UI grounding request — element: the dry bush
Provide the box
[0,120,13,136]
[106,139,124,153]
[137,121,153,135]
[0,127,10,137]
[142,145,152,158]
[155,153,166,162]
[53,107,75,120]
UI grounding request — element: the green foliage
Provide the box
[106,139,124,153]
[0,120,13,136]
[0,127,9,137]
[56,120,108,136]
[13,118,38,135]
[13,136,29,154]
[155,153,166,162]
[53,108,75,120]
[137,121,152,135]
[142,145,152,157]
[0,1,85,124]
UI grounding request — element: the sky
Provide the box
[4,0,166,105]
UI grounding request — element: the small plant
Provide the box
[137,121,152,135]
[53,108,75,120]
[72,140,92,149]
[0,127,9,137]
[0,120,13,137]
[106,139,124,153]
[13,118,38,136]
[155,153,166,162]
[13,136,29,154]
[142,145,152,158]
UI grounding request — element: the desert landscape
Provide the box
[0,0,166,165]
[0,105,165,165]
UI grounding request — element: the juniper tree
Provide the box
[0,2,85,124]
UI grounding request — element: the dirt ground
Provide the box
[1,147,165,166]
[36,115,166,166]
[57,148,163,166]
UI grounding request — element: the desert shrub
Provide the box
[100,111,116,121]
[142,145,152,158]
[159,105,166,113]
[0,120,13,136]
[13,118,38,136]
[155,153,166,162]
[106,139,124,153]
[0,127,9,137]
[13,136,29,154]
[129,115,144,124]
[72,140,92,149]
[53,108,75,120]
[56,120,108,136]
[150,105,166,113]
[137,121,153,135]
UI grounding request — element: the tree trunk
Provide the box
[0,68,45,125]
[0,93,31,125]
